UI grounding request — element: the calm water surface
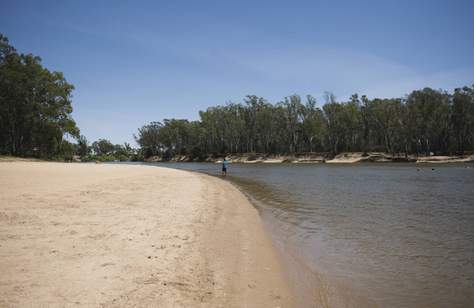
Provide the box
[152,162,474,308]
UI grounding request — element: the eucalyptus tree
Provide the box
[255,99,279,153]
[364,98,404,153]
[186,120,206,158]
[135,121,163,157]
[242,96,259,153]
[300,95,326,152]
[406,88,451,155]
[342,95,363,151]
[199,107,222,154]
[91,139,115,155]
[0,34,79,158]
[280,95,304,153]
[123,142,133,155]
[158,119,193,155]
[76,135,90,157]
[222,103,245,153]
[135,85,474,158]
[323,102,345,155]
[452,86,474,154]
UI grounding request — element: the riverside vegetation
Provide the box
[0,34,139,162]
[135,89,474,161]
[1,33,474,162]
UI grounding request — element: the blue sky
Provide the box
[1,0,473,144]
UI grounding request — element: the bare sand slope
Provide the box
[0,162,293,307]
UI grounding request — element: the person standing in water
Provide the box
[222,158,228,176]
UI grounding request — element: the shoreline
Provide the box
[200,168,379,308]
[4,152,473,165]
[153,161,474,308]
[144,152,474,164]
[0,161,293,307]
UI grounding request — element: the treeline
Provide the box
[0,34,79,159]
[0,34,139,162]
[2,33,474,161]
[136,87,474,159]
[77,137,142,162]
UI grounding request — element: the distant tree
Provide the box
[279,95,304,153]
[61,140,76,161]
[342,95,363,151]
[324,91,337,104]
[301,95,326,152]
[91,139,115,155]
[135,122,163,158]
[323,102,345,155]
[123,142,132,154]
[452,86,474,154]
[134,85,474,159]
[406,88,451,155]
[76,135,90,157]
[0,34,16,60]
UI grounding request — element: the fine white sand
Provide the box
[0,162,293,307]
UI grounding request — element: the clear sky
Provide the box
[1,0,473,144]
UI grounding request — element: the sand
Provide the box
[415,155,474,163]
[0,162,293,307]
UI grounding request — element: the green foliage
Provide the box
[81,154,116,162]
[91,139,115,155]
[80,139,137,162]
[406,88,452,155]
[452,87,474,154]
[76,135,90,157]
[136,86,474,158]
[0,34,80,159]
[3,34,472,160]
[134,122,163,157]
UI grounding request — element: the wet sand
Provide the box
[0,162,293,307]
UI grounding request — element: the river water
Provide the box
[151,162,474,308]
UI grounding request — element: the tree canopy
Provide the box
[2,33,473,161]
[136,87,474,159]
[0,34,79,158]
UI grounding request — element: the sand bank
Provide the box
[145,152,474,164]
[0,162,293,307]
[415,155,474,163]
[325,152,474,163]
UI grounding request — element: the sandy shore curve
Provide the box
[0,162,293,307]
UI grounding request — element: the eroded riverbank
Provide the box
[145,152,474,164]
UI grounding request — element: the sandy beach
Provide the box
[0,162,293,307]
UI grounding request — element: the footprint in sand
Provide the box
[101,262,115,267]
